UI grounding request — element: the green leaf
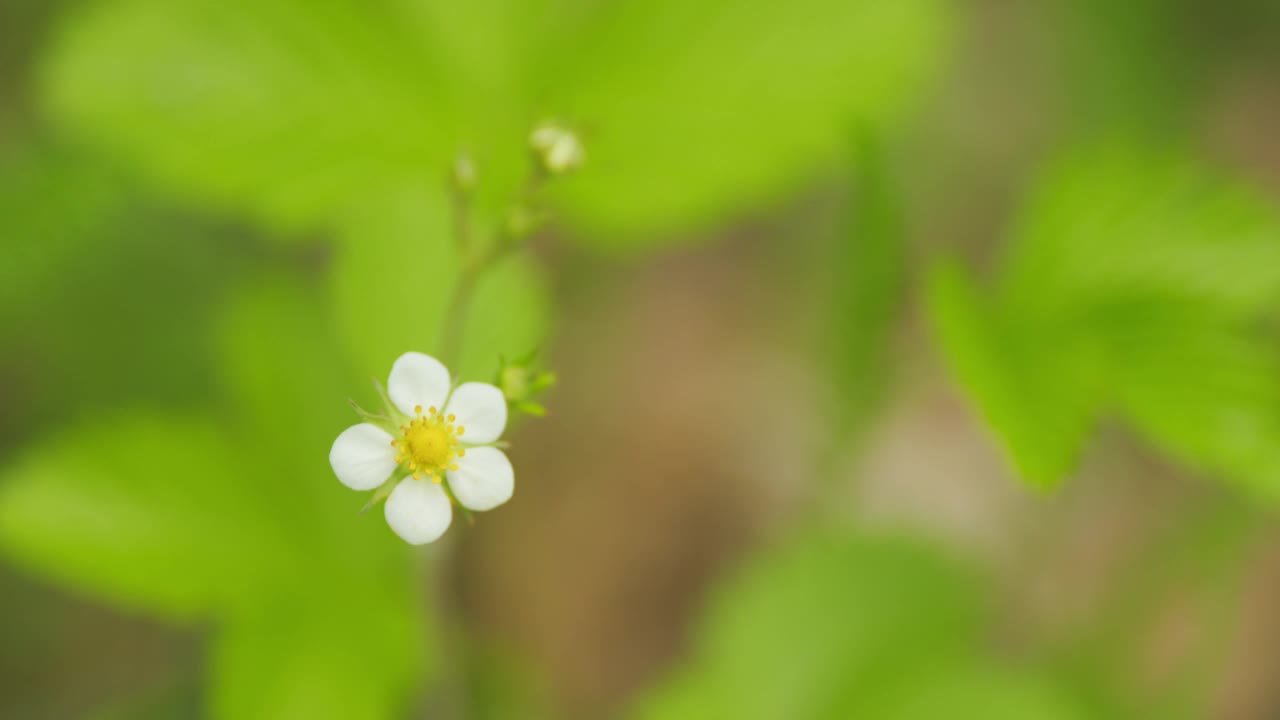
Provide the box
[825,135,907,438]
[630,530,982,719]
[330,186,551,383]
[1053,0,1198,135]
[0,140,127,312]
[0,143,246,429]
[1106,307,1280,502]
[865,664,1089,720]
[212,275,427,579]
[927,261,1100,487]
[1,278,431,716]
[211,597,424,720]
[43,0,452,231]
[0,416,296,617]
[631,529,1098,719]
[929,145,1280,496]
[1000,147,1280,319]
[43,0,950,241]
[211,277,433,716]
[541,0,952,242]
[215,275,354,462]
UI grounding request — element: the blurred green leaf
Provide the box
[211,277,430,718]
[0,416,295,617]
[927,261,1100,487]
[211,598,422,720]
[1054,0,1198,135]
[1107,309,1280,501]
[929,146,1280,496]
[212,275,436,579]
[999,148,1280,318]
[540,0,950,242]
[216,275,354,462]
[331,186,551,383]
[631,531,982,719]
[865,664,1088,720]
[632,530,1095,719]
[0,278,429,718]
[0,139,258,452]
[43,0,949,242]
[0,140,126,311]
[825,135,907,438]
[42,0,454,231]
[0,212,246,431]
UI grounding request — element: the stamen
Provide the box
[395,404,466,480]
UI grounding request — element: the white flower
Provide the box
[329,352,514,544]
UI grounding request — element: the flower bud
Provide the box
[497,352,556,416]
[529,123,584,175]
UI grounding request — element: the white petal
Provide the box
[387,352,451,417]
[447,447,514,512]
[445,382,507,444]
[329,424,398,491]
[384,478,452,545]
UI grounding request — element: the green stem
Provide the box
[438,264,480,369]
[436,192,541,368]
[426,159,548,720]
[428,534,471,720]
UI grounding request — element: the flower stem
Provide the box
[437,265,480,369]
[436,171,546,369]
[425,159,547,719]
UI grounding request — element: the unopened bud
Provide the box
[496,352,556,416]
[529,123,584,175]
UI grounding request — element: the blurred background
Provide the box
[2,0,1280,718]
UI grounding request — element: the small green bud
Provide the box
[496,352,557,416]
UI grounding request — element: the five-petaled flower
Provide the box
[329,352,513,544]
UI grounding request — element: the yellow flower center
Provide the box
[391,405,467,482]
